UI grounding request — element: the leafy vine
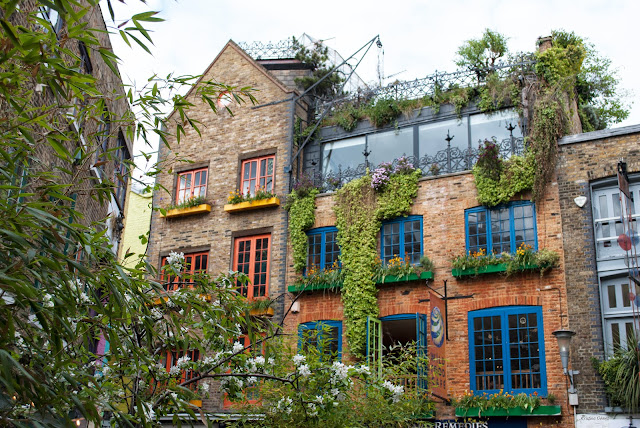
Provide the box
[334,161,420,356]
[285,185,319,273]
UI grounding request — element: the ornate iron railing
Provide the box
[237,39,296,60]
[310,136,525,192]
[315,55,537,113]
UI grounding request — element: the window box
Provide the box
[189,400,202,408]
[451,262,540,277]
[455,405,561,417]
[161,203,212,219]
[287,271,433,293]
[224,197,280,213]
[249,306,275,317]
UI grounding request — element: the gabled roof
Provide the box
[165,40,294,123]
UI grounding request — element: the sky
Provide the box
[102,0,639,175]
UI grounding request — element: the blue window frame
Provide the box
[307,227,340,270]
[381,215,423,264]
[468,306,547,395]
[298,320,342,361]
[465,201,537,255]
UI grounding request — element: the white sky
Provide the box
[102,0,639,173]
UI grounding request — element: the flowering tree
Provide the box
[0,1,431,427]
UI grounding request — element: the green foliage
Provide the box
[594,341,640,411]
[228,188,277,205]
[456,29,509,70]
[166,195,206,210]
[292,37,345,99]
[334,176,380,357]
[285,188,319,273]
[454,390,542,414]
[334,164,420,356]
[376,169,422,220]
[536,30,629,132]
[527,90,569,201]
[472,143,535,207]
[365,97,401,128]
[451,244,559,277]
[232,339,433,428]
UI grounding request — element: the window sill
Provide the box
[451,262,541,277]
[161,204,212,219]
[287,271,433,293]
[224,197,280,213]
[455,405,561,417]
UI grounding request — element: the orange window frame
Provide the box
[160,252,209,292]
[176,168,208,204]
[233,235,270,300]
[160,349,200,391]
[223,334,264,408]
[240,155,275,197]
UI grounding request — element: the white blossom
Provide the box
[170,392,178,401]
[307,402,318,417]
[166,251,184,270]
[200,382,210,392]
[274,396,293,415]
[169,365,181,375]
[78,291,90,304]
[247,376,257,385]
[382,380,404,403]
[292,354,306,366]
[298,363,311,377]
[43,293,54,308]
[254,356,265,366]
[142,403,155,421]
[232,341,244,354]
[267,357,275,365]
[354,365,371,376]
[176,355,190,368]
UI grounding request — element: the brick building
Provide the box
[146,36,635,427]
[556,125,640,427]
[13,1,134,254]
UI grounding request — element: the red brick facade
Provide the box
[285,171,573,427]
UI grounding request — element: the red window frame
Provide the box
[160,252,209,291]
[159,349,200,391]
[240,155,275,197]
[223,335,264,408]
[233,235,270,300]
[176,168,208,204]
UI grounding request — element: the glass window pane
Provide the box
[419,118,469,173]
[469,109,522,148]
[321,136,366,175]
[367,128,414,168]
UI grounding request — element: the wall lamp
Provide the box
[552,329,580,406]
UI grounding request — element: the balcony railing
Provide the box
[313,135,525,192]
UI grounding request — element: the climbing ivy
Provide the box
[285,187,319,273]
[334,165,420,357]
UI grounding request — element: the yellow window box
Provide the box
[161,204,212,219]
[224,197,280,213]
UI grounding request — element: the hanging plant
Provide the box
[472,140,535,207]
[334,158,421,357]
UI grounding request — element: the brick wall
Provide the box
[147,41,305,412]
[285,170,573,427]
[556,126,640,413]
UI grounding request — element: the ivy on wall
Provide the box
[333,163,421,357]
[285,186,319,273]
